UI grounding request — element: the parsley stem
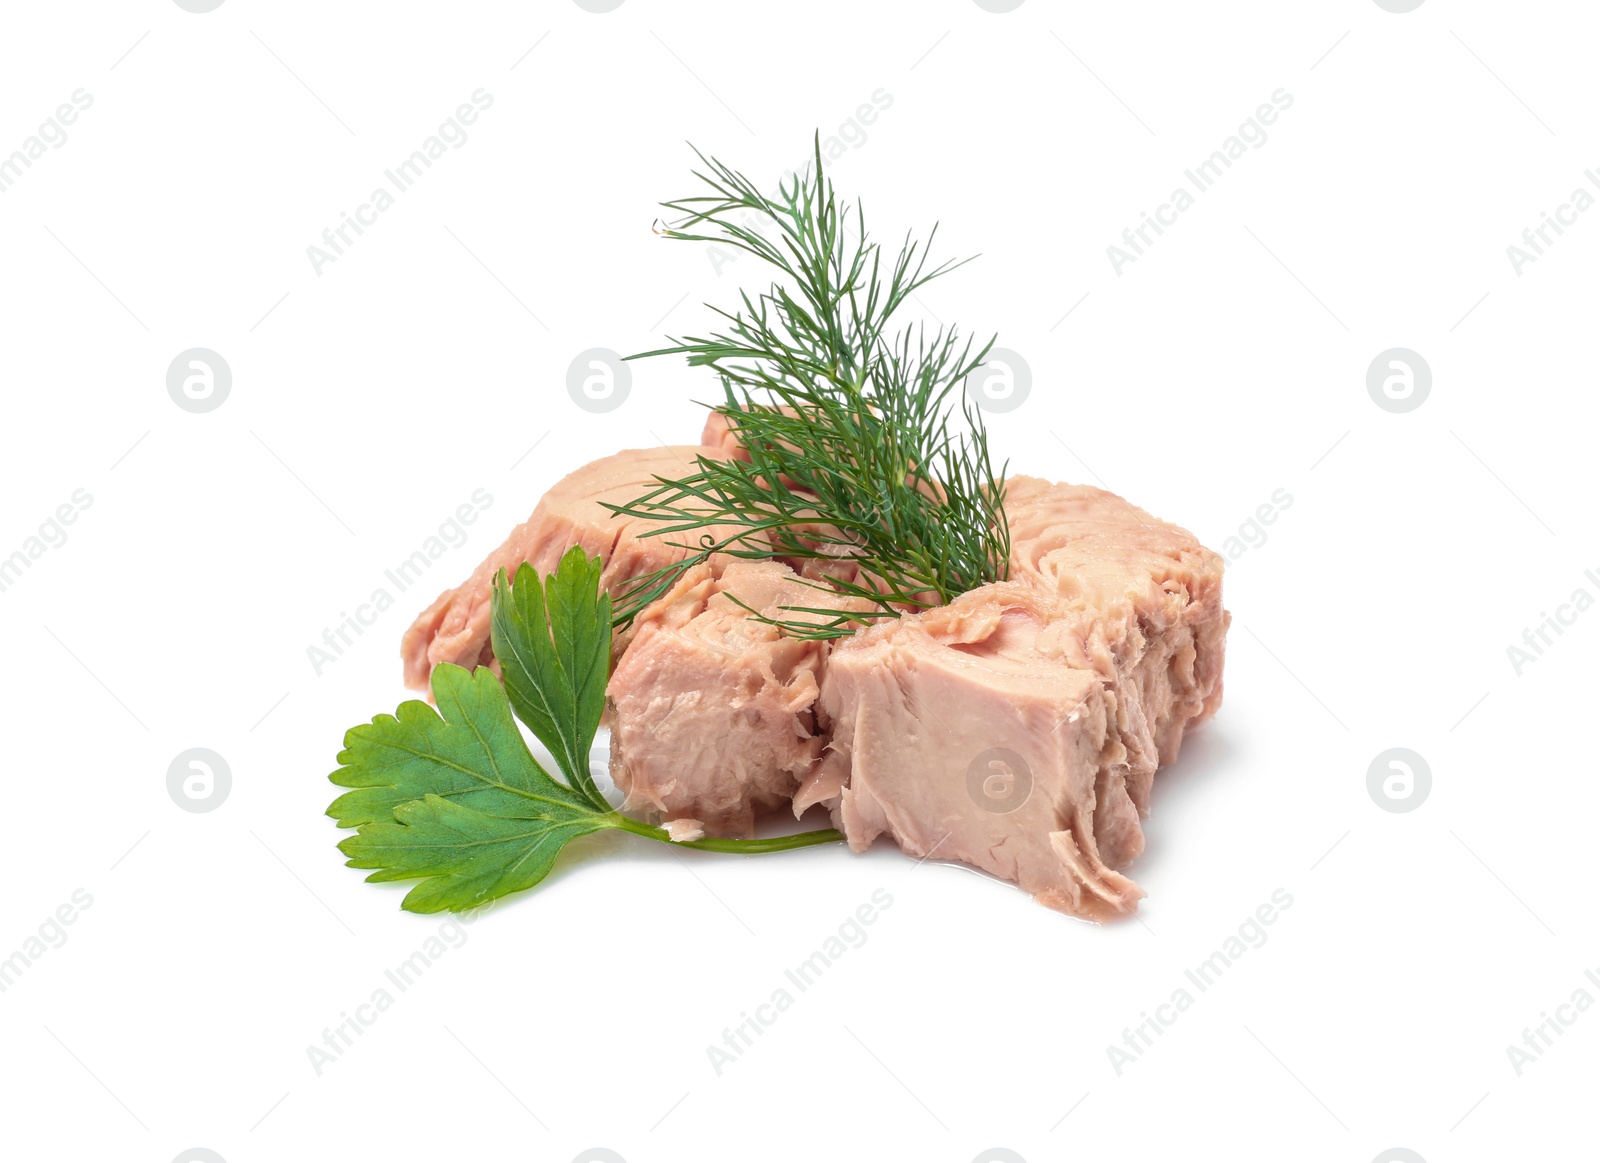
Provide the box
[614,815,844,853]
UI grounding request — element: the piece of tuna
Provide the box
[606,559,873,838]
[401,445,742,691]
[812,581,1143,918]
[809,476,1228,919]
[699,404,798,459]
[1004,475,1229,814]
[700,409,743,455]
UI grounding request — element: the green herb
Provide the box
[606,135,1011,639]
[327,547,841,913]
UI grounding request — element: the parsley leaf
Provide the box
[490,552,610,811]
[340,790,611,914]
[326,545,842,913]
[325,662,593,830]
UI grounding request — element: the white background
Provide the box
[1,2,1594,1161]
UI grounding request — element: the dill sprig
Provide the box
[607,136,1010,639]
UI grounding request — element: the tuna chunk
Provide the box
[1005,475,1228,814]
[699,404,797,459]
[810,476,1228,919]
[402,445,742,691]
[607,560,873,838]
[700,409,743,455]
[814,582,1142,917]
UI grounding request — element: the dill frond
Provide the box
[607,135,1011,639]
